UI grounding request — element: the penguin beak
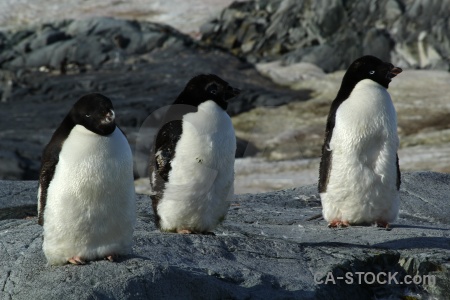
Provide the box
[387,66,402,80]
[225,87,241,101]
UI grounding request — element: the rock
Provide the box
[234,157,319,194]
[0,17,312,180]
[0,0,239,38]
[0,17,194,71]
[201,0,450,72]
[1,171,449,299]
[255,61,326,87]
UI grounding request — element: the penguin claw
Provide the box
[375,221,391,229]
[328,220,350,228]
[68,256,86,265]
[176,229,216,235]
[105,254,118,262]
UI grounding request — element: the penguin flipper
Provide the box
[149,120,182,227]
[396,153,401,190]
[318,141,332,193]
[38,115,75,226]
[150,120,182,186]
[38,142,61,225]
[319,104,338,194]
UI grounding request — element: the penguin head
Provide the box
[175,74,240,110]
[344,55,402,89]
[70,93,116,136]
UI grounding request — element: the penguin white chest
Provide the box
[43,126,135,265]
[321,80,400,224]
[157,100,236,232]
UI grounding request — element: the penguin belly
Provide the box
[321,80,399,225]
[157,101,235,232]
[42,126,135,265]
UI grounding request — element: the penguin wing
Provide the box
[396,154,401,190]
[150,120,183,189]
[37,141,62,225]
[318,135,333,193]
[318,109,336,194]
[149,120,182,228]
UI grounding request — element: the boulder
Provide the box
[0,171,449,299]
[0,18,193,72]
[201,0,450,72]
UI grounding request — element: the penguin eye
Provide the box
[206,83,218,95]
[369,70,375,75]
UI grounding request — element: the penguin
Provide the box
[149,74,240,234]
[37,93,136,265]
[318,55,402,228]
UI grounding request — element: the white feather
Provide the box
[321,79,400,224]
[157,100,235,232]
[42,125,135,265]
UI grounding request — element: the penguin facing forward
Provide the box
[149,74,240,234]
[318,55,402,228]
[38,93,135,265]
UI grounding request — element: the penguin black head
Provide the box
[343,55,403,89]
[174,74,240,110]
[70,93,116,136]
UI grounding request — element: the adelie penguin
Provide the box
[37,93,136,265]
[318,55,402,228]
[149,74,240,234]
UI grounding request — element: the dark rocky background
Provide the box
[0,17,310,180]
[0,0,449,182]
[201,0,450,71]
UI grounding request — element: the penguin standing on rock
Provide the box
[38,93,136,265]
[149,74,240,234]
[318,55,402,228]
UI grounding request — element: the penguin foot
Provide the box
[68,256,86,265]
[105,254,118,262]
[328,220,350,228]
[175,228,216,235]
[202,231,215,236]
[374,221,390,229]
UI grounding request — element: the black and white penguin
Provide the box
[149,74,240,234]
[318,55,402,228]
[37,93,135,265]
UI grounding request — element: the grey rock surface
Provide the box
[1,171,449,299]
[201,0,450,72]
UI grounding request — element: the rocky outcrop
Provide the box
[0,17,311,180]
[201,0,450,72]
[0,17,194,72]
[1,171,449,299]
